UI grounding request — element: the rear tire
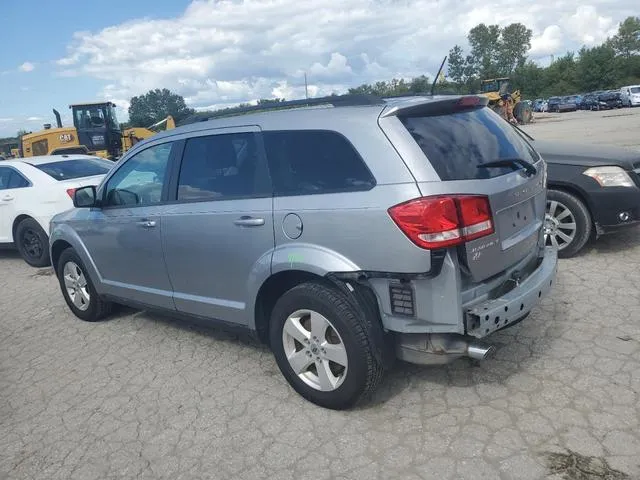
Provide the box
[15,218,50,267]
[269,281,385,410]
[57,248,112,322]
[545,190,592,258]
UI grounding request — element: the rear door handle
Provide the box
[137,220,157,228]
[2,195,14,202]
[233,216,265,227]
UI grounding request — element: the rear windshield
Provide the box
[35,158,113,181]
[400,107,540,181]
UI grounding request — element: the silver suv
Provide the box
[50,94,558,409]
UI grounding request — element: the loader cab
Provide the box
[70,102,122,159]
[481,78,511,96]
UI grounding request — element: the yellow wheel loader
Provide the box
[479,78,533,125]
[121,115,175,152]
[17,103,175,160]
[19,102,122,159]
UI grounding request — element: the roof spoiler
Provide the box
[380,95,489,118]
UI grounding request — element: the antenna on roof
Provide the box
[430,56,447,96]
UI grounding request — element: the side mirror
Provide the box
[73,185,98,208]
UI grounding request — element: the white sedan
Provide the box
[0,154,114,267]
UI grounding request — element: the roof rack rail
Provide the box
[179,94,383,125]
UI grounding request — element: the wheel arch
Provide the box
[50,239,73,274]
[49,225,103,291]
[547,182,594,222]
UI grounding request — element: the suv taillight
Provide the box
[66,188,76,199]
[388,195,494,249]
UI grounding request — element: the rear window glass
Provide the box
[631,87,640,94]
[400,107,540,181]
[263,130,375,195]
[35,158,113,181]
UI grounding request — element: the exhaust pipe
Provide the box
[396,333,497,365]
[53,109,63,128]
[467,343,496,361]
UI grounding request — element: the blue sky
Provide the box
[1,0,189,136]
[0,0,635,137]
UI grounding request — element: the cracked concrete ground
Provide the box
[2,111,640,479]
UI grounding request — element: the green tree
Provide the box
[468,23,501,78]
[513,61,546,98]
[447,45,467,83]
[409,75,431,93]
[257,98,285,104]
[498,23,533,75]
[610,16,640,59]
[542,53,577,96]
[575,44,618,91]
[128,88,194,127]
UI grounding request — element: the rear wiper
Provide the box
[477,158,537,176]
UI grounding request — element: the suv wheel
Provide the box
[57,248,112,321]
[15,218,51,267]
[545,190,592,258]
[269,282,384,410]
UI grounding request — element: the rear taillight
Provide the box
[66,188,76,199]
[388,195,494,249]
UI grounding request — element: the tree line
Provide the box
[349,16,640,99]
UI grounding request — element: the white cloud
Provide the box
[26,116,43,121]
[0,118,14,123]
[529,25,564,57]
[56,0,634,108]
[565,5,618,46]
[19,62,35,72]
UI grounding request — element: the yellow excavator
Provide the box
[17,102,175,160]
[479,78,533,124]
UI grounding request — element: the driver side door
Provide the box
[74,141,178,310]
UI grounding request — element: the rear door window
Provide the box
[177,132,269,201]
[263,130,375,195]
[400,107,540,181]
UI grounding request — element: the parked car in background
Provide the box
[547,96,561,112]
[49,94,557,409]
[533,99,544,112]
[581,93,599,110]
[557,97,578,112]
[0,154,113,267]
[620,85,640,107]
[514,125,640,257]
[597,91,623,109]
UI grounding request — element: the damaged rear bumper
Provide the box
[464,246,558,338]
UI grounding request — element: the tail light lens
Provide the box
[388,195,494,249]
[66,188,76,199]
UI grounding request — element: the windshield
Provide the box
[400,106,540,181]
[35,158,113,180]
[107,105,120,130]
[73,105,120,131]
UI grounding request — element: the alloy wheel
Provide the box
[282,309,348,392]
[63,261,91,311]
[545,200,577,250]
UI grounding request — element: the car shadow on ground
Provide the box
[0,247,20,259]
[587,226,640,255]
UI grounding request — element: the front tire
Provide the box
[57,248,112,322]
[15,218,50,267]
[545,190,592,258]
[269,282,385,410]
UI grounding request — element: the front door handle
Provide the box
[2,195,14,202]
[137,220,157,228]
[233,216,265,227]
